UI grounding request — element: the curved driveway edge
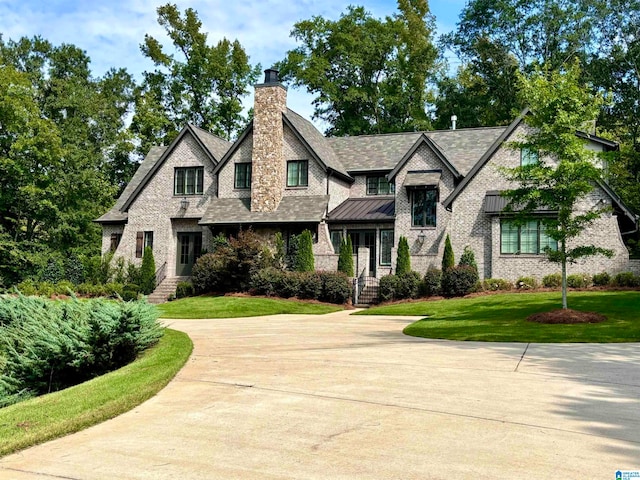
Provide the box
[2,310,639,479]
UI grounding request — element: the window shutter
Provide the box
[110,233,118,252]
[136,231,143,258]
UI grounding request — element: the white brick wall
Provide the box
[450,124,629,281]
[393,143,456,274]
[218,131,253,199]
[103,132,214,277]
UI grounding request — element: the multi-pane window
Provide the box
[330,230,343,254]
[287,160,308,187]
[136,231,154,258]
[234,163,252,189]
[411,188,437,227]
[366,176,394,195]
[500,219,557,254]
[380,229,394,266]
[144,231,154,250]
[175,167,204,195]
[521,148,539,167]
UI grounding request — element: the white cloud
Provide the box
[0,0,462,129]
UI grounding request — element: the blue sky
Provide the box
[0,0,466,125]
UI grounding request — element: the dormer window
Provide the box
[521,148,539,167]
[175,167,204,195]
[366,176,394,195]
[287,160,308,187]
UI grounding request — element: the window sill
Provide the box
[173,193,204,197]
[499,254,547,258]
[410,226,436,230]
[286,186,309,190]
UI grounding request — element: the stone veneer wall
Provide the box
[103,132,215,276]
[450,124,629,281]
[251,83,287,212]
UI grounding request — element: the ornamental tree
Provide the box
[501,61,612,309]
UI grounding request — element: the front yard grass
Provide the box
[158,295,343,319]
[359,291,640,343]
[0,329,192,457]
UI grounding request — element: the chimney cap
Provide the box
[263,68,280,84]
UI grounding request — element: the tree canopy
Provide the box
[278,0,440,136]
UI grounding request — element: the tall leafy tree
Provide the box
[437,0,600,128]
[133,3,260,150]
[0,36,134,282]
[278,0,440,136]
[501,62,612,309]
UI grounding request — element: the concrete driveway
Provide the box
[1,310,639,479]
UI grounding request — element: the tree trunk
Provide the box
[561,240,568,309]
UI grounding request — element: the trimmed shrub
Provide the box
[396,236,411,275]
[250,267,283,296]
[273,232,286,269]
[104,282,124,297]
[35,281,55,298]
[54,280,75,295]
[459,246,478,273]
[442,234,455,271]
[298,272,323,300]
[127,262,142,285]
[319,272,352,304]
[379,275,399,302]
[567,273,591,288]
[441,265,478,297]
[612,271,640,287]
[175,281,194,299]
[112,256,127,284]
[592,272,611,286]
[191,252,228,293]
[397,271,422,299]
[482,278,513,291]
[64,253,85,285]
[140,247,156,295]
[516,276,538,290]
[542,273,562,288]
[423,267,442,296]
[295,230,315,272]
[15,280,38,296]
[337,238,354,277]
[40,257,64,284]
[122,284,141,302]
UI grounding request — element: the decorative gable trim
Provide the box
[122,124,223,211]
[442,110,528,210]
[387,134,462,182]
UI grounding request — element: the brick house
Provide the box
[96,69,637,290]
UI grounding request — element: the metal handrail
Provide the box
[155,261,167,285]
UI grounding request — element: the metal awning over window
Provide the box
[403,171,441,188]
[484,190,556,215]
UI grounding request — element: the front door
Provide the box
[348,230,376,276]
[176,232,203,276]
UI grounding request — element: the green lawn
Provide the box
[158,295,343,319]
[359,291,640,343]
[0,329,192,457]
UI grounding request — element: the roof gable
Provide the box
[388,134,462,181]
[121,125,228,212]
[443,111,527,209]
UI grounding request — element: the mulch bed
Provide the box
[527,308,607,324]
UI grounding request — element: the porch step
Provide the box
[147,277,189,304]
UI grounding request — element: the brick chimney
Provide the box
[251,68,287,212]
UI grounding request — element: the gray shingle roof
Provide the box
[327,197,395,222]
[326,127,506,175]
[403,171,441,188]
[284,109,350,179]
[95,146,167,223]
[200,195,330,225]
[190,124,232,160]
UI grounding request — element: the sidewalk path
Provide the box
[1,309,639,479]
